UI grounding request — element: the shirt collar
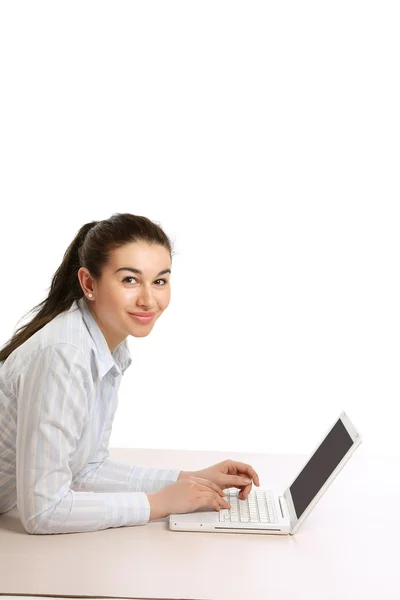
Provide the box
[77,296,132,380]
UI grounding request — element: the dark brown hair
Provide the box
[0,212,175,362]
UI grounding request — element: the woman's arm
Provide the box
[71,397,181,493]
[72,457,181,494]
[16,344,152,534]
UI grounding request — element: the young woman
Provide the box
[0,213,259,535]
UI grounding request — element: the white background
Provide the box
[0,1,399,458]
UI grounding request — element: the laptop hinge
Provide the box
[279,495,288,519]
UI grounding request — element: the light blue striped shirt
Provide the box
[0,297,180,534]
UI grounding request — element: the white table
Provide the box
[0,448,397,600]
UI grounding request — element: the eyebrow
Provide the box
[114,267,171,277]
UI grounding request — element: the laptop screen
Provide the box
[289,418,354,519]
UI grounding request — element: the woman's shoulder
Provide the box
[3,307,91,381]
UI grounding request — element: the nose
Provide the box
[137,285,156,307]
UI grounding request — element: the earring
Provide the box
[88,293,93,299]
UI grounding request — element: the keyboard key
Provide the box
[218,489,278,525]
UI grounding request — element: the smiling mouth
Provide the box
[128,313,157,322]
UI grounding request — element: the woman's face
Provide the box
[78,241,172,352]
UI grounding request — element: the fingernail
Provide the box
[244,478,251,484]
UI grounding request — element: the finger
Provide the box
[197,497,226,512]
[239,483,252,499]
[198,492,230,509]
[227,474,255,488]
[229,461,260,486]
[193,477,225,497]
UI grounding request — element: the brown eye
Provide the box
[122,277,168,285]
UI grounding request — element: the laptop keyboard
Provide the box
[219,488,278,523]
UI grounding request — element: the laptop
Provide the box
[169,411,362,535]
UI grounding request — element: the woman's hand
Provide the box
[147,476,231,519]
[179,459,260,500]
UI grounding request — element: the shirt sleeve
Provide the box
[16,343,151,535]
[71,402,181,494]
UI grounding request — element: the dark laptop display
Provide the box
[289,418,354,519]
